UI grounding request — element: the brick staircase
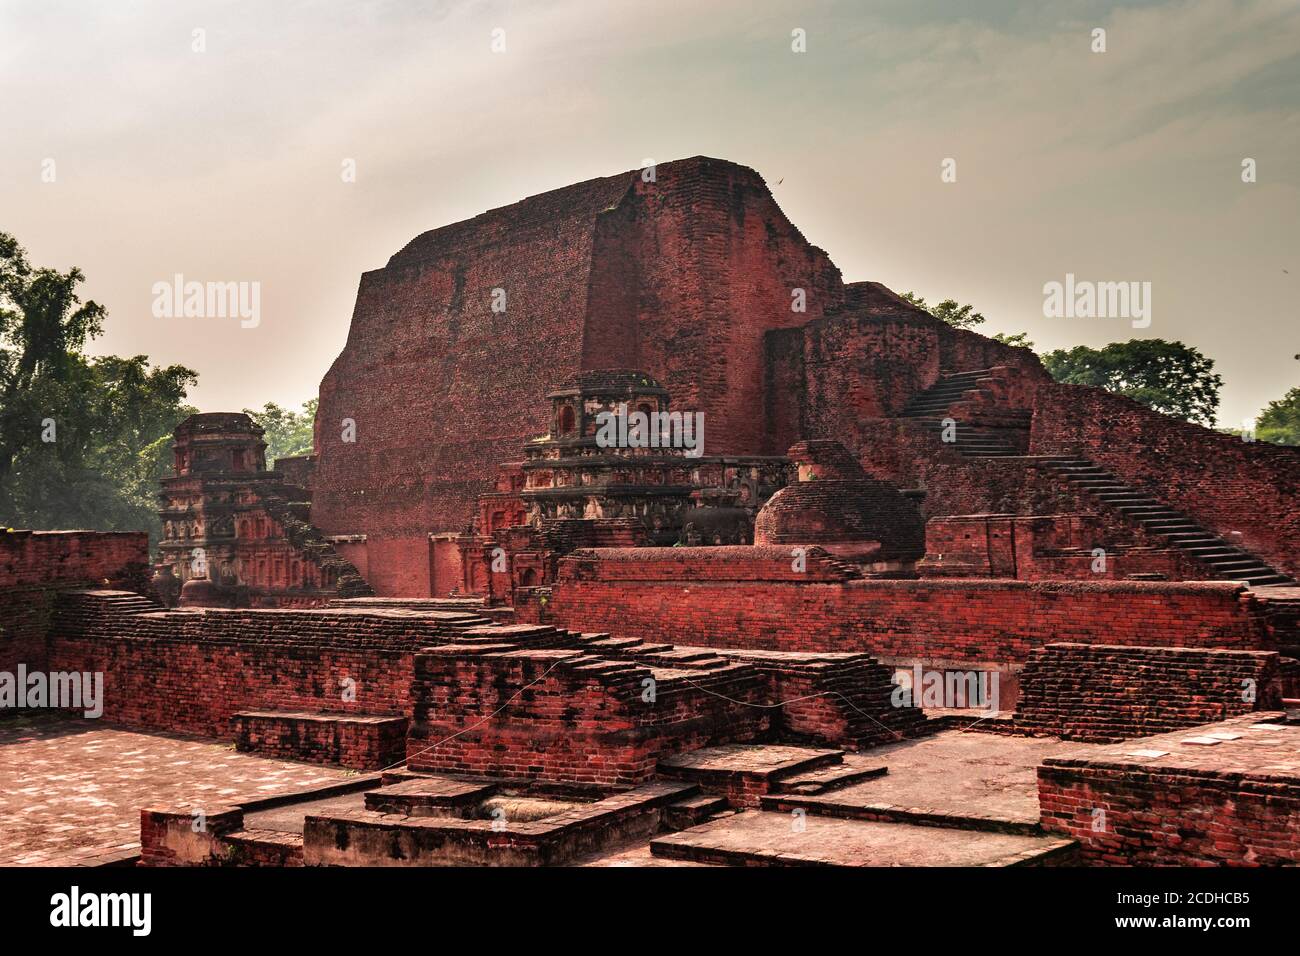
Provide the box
[51,589,165,633]
[1040,458,1296,587]
[900,369,1026,458]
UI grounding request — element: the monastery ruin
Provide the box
[3,157,1299,867]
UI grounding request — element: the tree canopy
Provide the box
[900,292,986,330]
[1256,386,1300,445]
[0,233,197,541]
[244,399,318,466]
[1040,339,1223,427]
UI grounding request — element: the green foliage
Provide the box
[992,331,1034,349]
[0,233,197,542]
[245,398,317,466]
[1040,339,1223,427]
[900,292,986,330]
[1256,386,1300,445]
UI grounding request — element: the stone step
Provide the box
[770,761,888,795]
[222,828,304,866]
[664,793,732,829]
[658,744,845,805]
[363,777,499,816]
[758,793,1044,837]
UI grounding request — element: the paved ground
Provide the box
[651,810,1075,866]
[797,730,1107,825]
[0,712,354,865]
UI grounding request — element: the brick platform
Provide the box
[650,812,1077,867]
[1038,713,1300,865]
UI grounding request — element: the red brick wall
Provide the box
[1016,643,1281,741]
[919,514,1206,581]
[233,712,407,770]
[406,647,768,786]
[430,538,463,597]
[543,554,1269,666]
[0,589,58,677]
[1038,725,1300,865]
[0,530,148,673]
[1030,383,1300,579]
[0,529,148,589]
[793,302,1047,453]
[45,599,443,738]
[49,635,416,739]
[312,158,846,594]
[857,421,1081,518]
[560,545,854,583]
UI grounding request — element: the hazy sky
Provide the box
[2,0,1297,428]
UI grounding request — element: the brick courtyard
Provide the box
[0,713,353,866]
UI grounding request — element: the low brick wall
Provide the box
[0,530,148,674]
[1038,715,1300,865]
[0,529,149,590]
[1016,643,1281,742]
[233,711,408,770]
[45,593,471,740]
[542,553,1270,666]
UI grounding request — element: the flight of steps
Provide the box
[51,589,165,632]
[899,369,1025,458]
[1040,458,1296,588]
[573,633,734,669]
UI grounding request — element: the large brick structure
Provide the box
[8,156,1300,869]
[308,156,1299,597]
[310,157,1041,595]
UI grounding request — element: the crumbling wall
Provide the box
[406,646,769,786]
[0,530,148,674]
[1015,643,1280,741]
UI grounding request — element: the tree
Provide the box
[0,233,197,540]
[900,292,986,330]
[993,332,1034,348]
[1040,339,1223,427]
[245,398,317,465]
[1256,387,1300,445]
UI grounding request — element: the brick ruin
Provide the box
[155,412,370,608]
[5,156,1300,867]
